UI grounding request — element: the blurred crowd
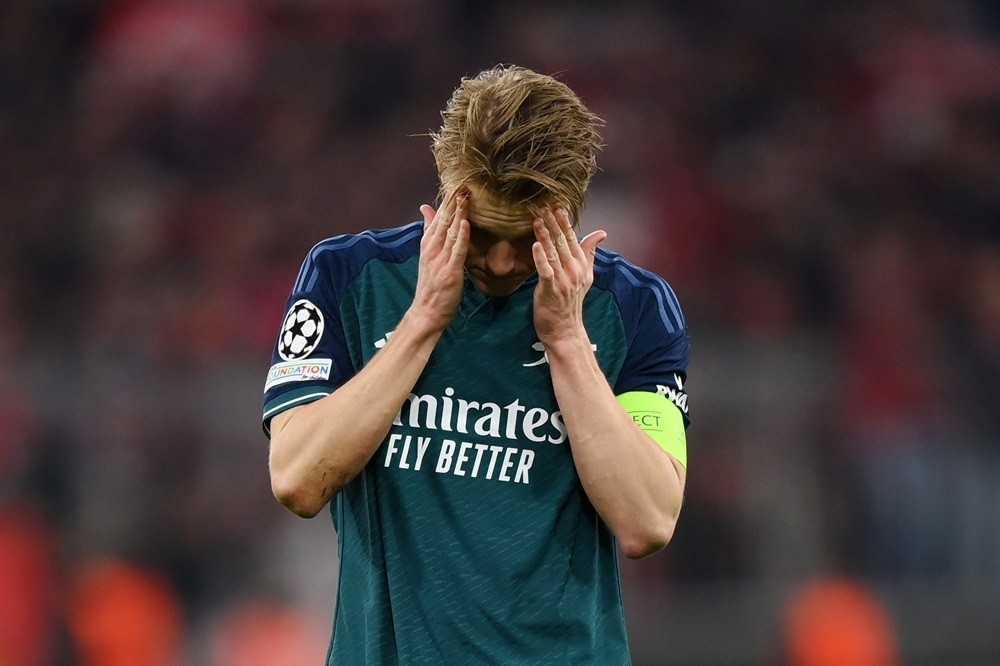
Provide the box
[0,0,997,664]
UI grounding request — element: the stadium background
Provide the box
[1,1,998,664]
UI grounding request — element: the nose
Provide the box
[484,239,517,277]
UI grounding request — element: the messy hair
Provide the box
[430,65,603,224]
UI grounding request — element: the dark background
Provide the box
[1,1,998,664]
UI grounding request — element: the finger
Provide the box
[436,196,455,235]
[557,209,586,261]
[446,194,469,245]
[434,191,460,238]
[541,207,572,260]
[449,219,469,263]
[532,240,555,280]
[453,191,468,231]
[534,218,560,264]
[554,207,574,238]
[445,211,461,244]
[420,204,436,229]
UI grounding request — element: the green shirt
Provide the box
[263,222,691,665]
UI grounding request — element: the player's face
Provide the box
[462,184,541,297]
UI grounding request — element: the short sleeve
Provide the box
[261,243,356,436]
[596,250,691,425]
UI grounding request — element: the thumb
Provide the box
[420,204,436,229]
[419,204,436,223]
[580,230,607,257]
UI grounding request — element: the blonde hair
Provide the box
[430,65,603,224]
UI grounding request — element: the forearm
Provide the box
[269,193,471,517]
[269,310,444,516]
[545,331,686,558]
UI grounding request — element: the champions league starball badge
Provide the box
[278,299,325,361]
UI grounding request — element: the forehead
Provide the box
[464,184,537,240]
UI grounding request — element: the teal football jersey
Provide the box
[263,222,691,665]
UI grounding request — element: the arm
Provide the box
[269,192,470,518]
[532,208,686,559]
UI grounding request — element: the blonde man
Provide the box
[263,65,690,664]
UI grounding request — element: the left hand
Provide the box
[531,206,606,343]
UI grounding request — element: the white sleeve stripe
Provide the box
[262,391,331,421]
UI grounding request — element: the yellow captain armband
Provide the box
[616,391,687,469]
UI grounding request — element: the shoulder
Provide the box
[292,222,423,293]
[307,221,423,267]
[591,247,686,335]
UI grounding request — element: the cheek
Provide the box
[464,238,488,265]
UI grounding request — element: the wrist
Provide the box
[537,327,593,358]
[399,307,451,338]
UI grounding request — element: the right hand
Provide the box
[411,189,470,331]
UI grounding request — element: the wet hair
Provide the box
[430,65,603,224]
